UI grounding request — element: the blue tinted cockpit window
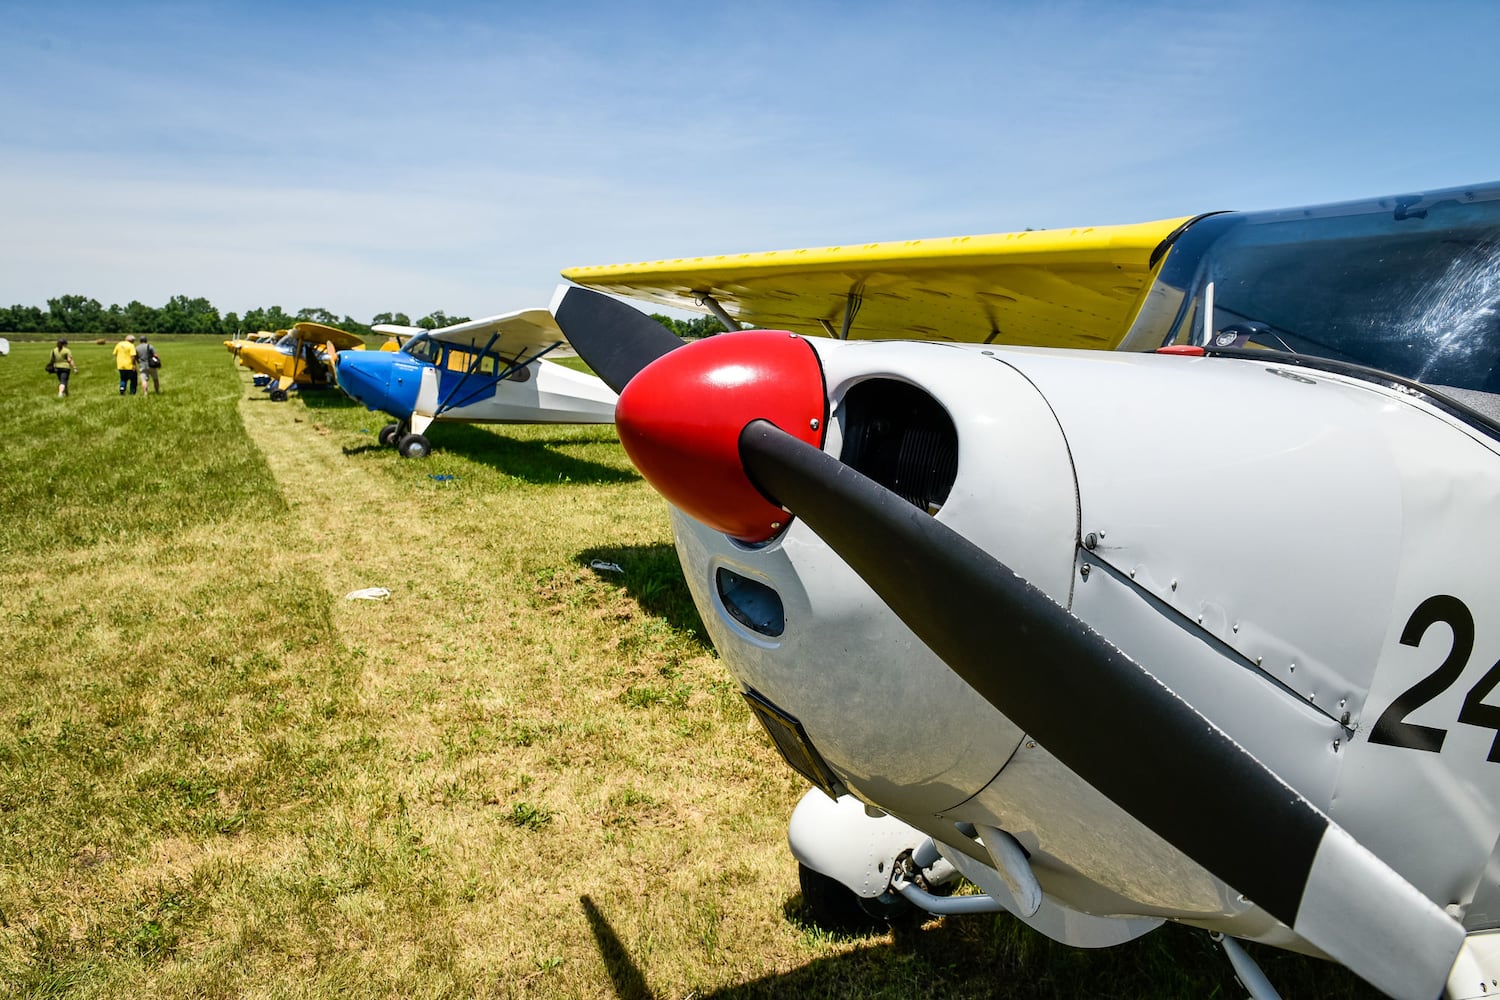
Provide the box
[1152,184,1500,394]
[405,336,440,364]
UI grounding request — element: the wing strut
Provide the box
[694,294,743,333]
[839,289,863,340]
[432,335,568,418]
[430,330,504,417]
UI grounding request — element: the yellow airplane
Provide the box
[225,329,284,368]
[225,321,367,401]
[561,217,1192,349]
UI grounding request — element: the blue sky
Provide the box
[3,0,1499,322]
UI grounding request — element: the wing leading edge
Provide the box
[562,217,1192,349]
[290,321,367,352]
[378,310,578,360]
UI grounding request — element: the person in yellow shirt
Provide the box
[113,335,139,395]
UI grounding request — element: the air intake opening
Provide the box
[717,568,785,637]
[837,379,958,514]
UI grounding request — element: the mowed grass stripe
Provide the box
[0,340,285,559]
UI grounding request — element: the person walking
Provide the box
[113,334,139,395]
[136,336,160,394]
[48,338,76,397]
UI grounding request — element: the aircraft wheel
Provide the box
[378,423,401,447]
[269,388,288,402]
[796,863,911,934]
[397,433,431,459]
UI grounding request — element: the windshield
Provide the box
[1144,183,1500,393]
[404,334,440,364]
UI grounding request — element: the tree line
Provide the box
[0,294,726,339]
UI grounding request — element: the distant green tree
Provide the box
[338,315,372,337]
[296,306,340,325]
[157,295,220,334]
[100,303,125,334]
[47,295,105,334]
[5,295,497,337]
[649,313,727,339]
[124,300,159,333]
[243,306,294,333]
[682,314,727,338]
[0,304,45,332]
[416,310,469,330]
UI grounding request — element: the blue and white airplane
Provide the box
[332,308,618,458]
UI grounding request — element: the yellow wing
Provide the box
[562,218,1192,350]
[290,321,366,351]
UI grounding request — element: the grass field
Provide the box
[0,338,1380,998]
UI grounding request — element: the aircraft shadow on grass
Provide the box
[296,389,360,410]
[576,543,709,647]
[336,420,638,486]
[578,894,1372,1000]
[242,384,349,406]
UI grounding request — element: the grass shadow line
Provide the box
[576,543,709,648]
[329,419,636,485]
[400,423,639,485]
[295,388,360,410]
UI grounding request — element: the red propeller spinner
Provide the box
[614,330,828,543]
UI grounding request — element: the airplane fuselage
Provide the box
[334,341,617,430]
[667,337,1500,956]
[551,181,1500,997]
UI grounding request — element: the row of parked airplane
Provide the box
[224,313,618,458]
[247,179,1500,999]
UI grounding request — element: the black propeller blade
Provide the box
[738,417,1324,926]
[551,285,686,394]
[548,280,1460,997]
[738,417,1462,1000]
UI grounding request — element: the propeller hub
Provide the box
[616,330,826,543]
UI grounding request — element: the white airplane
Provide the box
[332,308,617,458]
[551,179,1500,999]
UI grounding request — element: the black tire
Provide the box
[397,433,431,459]
[797,863,909,934]
[269,388,288,402]
[378,423,401,447]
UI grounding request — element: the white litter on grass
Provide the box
[344,587,392,601]
[589,560,623,574]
